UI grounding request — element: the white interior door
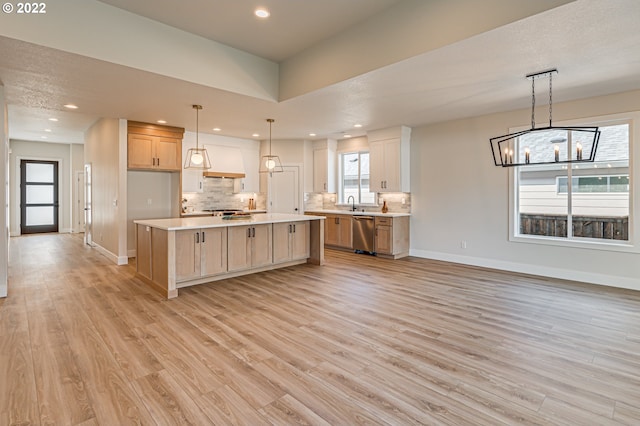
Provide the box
[74,170,85,233]
[84,163,92,245]
[270,165,300,214]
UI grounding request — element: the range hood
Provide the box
[202,145,246,178]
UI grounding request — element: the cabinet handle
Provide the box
[324,183,326,190]
[289,224,292,233]
[293,224,296,233]
[251,227,256,238]
[247,228,251,238]
[196,232,199,243]
[201,231,205,243]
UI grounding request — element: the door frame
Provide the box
[74,170,85,233]
[17,157,63,235]
[267,163,303,214]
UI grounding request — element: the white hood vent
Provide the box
[202,145,246,178]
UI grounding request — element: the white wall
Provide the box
[410,89,640,291]
[85,118,128,265]
[8,140,82,235]
[0,85,8,298]
[127,170,178,257]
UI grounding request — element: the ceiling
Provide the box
[1,0,640,145]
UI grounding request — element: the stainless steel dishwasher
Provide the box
[352,215,375,253]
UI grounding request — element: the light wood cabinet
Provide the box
[175,228,227,282]
[325,214,353,249]
[128,121,183,171]
[227,224,272,272]
[374,216,410,258]
[273,221,310,263]
[368,126,411,193]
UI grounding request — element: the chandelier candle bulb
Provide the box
[577,142,583,160]
[525,147,530,164]
[554,144,560,162]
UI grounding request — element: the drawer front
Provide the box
[375,216,393,226]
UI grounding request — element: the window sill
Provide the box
[510,234,637,253]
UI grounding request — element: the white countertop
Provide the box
[305,209,410,218]
[135,213,323,231]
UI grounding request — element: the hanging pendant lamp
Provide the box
[259,118,283,174]
[490,69,600,167]
[184,104,212,169]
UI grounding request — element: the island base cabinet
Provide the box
[175,228,227,282]
[273,221,310,263]
[228,224,272,272]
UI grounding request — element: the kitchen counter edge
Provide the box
[135,213,324,231]
[305,209,410,217]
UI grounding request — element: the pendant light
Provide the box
[184,104,212,169]
[490,69,600,167]
[259,118,283,174]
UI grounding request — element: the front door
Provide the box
[20,159,59,234]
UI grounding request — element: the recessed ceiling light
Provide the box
[48,118,58,122]
[64,104,78,109]
[41,136,48,139]
[343,134,352,138]
[255,8,270,18]
[354,124,363,128]
[213,128,221,132]
[44,129,52,132]
[309,133,316,137]
[157,120,167,124]
[252,133,260,137]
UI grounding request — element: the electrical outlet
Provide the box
[401,198,406,205]
[460,240,467,249]
[147,198,152,205]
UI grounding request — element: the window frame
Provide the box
[337,150,377,206]
[508,112,637,253]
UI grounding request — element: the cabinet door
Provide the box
[201,228,227,276]
[369,140,385,192]
[128,134,155,169]
[325,216,340,246]
[251,224,273,268]
[382,139,401,192]
[227,226,251,272]
[338,216,353,249]
[291,221,310,260]
[136,224,152,280]
[313,149,328,192]
[182,169,204,193]
[175,230,200,281]
[155,137,181,171]
[375,225,393,254]
[272,222,292,263]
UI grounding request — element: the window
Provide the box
[339,151,375,204]
[515,122,630,241]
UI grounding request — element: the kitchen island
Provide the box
[134,213,325,298]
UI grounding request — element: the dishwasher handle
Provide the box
[353,215,374,220]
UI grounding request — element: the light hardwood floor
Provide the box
[3,233,640,425]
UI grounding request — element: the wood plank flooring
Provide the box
[3,233,640,425]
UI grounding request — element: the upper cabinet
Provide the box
[368,126,411,193]
[127,121,184,172]
[313,139,337,193]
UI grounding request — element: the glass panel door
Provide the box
[20,160,59,234]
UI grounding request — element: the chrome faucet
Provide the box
[347,195,356,211]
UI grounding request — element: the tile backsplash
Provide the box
[304,192,411,214]
[182,178,266,212]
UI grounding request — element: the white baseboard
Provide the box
[409,249,640,292]
[93,243,129,266]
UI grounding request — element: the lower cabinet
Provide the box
[228,224,273,272]
[273,221,310,263]
[325,214,353,249]
[374,216,410,258]
[175,228,227,282]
